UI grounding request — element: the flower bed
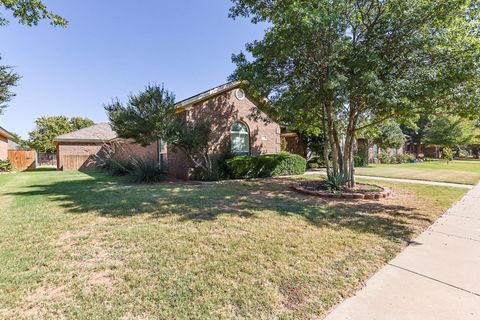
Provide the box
[292,180,392,200]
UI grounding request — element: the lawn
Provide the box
[0,170,468,319]
[355,160,480,185]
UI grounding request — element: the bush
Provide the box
[226,153,307,179]
[129,158,166,183]
[307,156,325,169]
[354,144,369,167]
[0,159,13,172]
[378,152,391,164]
[325,171,350,192]
[458,149,470,158]
[101,156,133,176]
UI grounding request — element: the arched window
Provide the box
[231,122,250,155]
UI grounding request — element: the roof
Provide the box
[8,140,31,150]
[0,126,13,139]
[53,123,117,143]
[175,81,246,113]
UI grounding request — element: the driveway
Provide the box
[325,183,480,320]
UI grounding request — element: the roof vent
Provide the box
[235,88,246,100]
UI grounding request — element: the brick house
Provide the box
[0,126,13,160]
[169,81,281,179]
[53,82,281,176]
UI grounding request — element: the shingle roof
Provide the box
[53,123,117,143]
[175,81,246,112]
[0,126,13,139]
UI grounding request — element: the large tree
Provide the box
[425,116,480,148]
[28,116,94,153]
[106,85,215,179]
[230,0,480,186]
[0,0,67,113]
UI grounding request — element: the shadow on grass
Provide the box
[8,171,432,241]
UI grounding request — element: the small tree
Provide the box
[105,85,215,179]
[442,147,454,165]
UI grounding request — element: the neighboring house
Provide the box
[53,81,281,178]
[0,126,13,160]
[53,123,159,170]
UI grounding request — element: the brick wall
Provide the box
[113,139,160,162]
[168,88,281,179]
[0,136,7,160]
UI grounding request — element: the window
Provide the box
[235,88,246,100]
[231,122,250,155]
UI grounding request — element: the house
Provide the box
[169,81,281,179]
[53,123,159,170]
[0,126,13,160]
[53,82,281,176]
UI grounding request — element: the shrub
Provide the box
[458,149,470,158]
[226,153,307,179]
[307,156,325,168]
[101,156,133,176]
[325,171,350,192]
[0,160,13,172]
[378,152,391,164]
[129,158,166,183]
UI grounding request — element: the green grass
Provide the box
[0,170,468,319]
[355,160,480,185]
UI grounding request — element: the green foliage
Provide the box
[128,158,166,184]
[307,156,325,169]
[425,116,479,148]
[69,117,95,131]
[101,156,133,176]
[226,153,306,179]
[106,84,214,179]
[28,116,95,153]
[373,122,406,150]
[442,147,454,164]
[106,85,178,147]
[0,159,12,172]
[378,152,415,164]
[9,132,28,148]
[354,144,369,168]
[378,152,391,164]
[0,0,67,26]
[230,0,480,185]
[325,172,350,192]
[0,61,20,113]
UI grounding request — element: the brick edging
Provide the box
[291,183,392,200]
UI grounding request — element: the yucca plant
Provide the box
[325,171,350,192]
[129,158,166,183]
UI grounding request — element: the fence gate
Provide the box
[8,150,37,171]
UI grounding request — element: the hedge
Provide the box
[226,153,307,179]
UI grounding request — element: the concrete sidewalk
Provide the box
[325,183,480,320]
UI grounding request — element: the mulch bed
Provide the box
[292,180,392,200]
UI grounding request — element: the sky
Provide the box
[0,0,266,138]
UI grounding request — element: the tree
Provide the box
[0,62,20,114]
[373,122,406,150]
[0,0,67,113]
[230,0,480,187]
[105,85,215,179]
[69,117,95,131]
[425,116,479,148]
[28,116,95,153]
[0,0,67,26]
[9,132,29,148]
[401,114,433,156]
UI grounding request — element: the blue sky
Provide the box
[0,0,265,138]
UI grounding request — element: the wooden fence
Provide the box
[8,150,37,171]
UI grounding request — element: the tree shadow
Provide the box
[8,172,432,242]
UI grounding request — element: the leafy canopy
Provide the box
[0,0,67,26]
[105,85,214,178]
[425,116,480,147]
[230,0,480,185]
[28,116,95,153]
